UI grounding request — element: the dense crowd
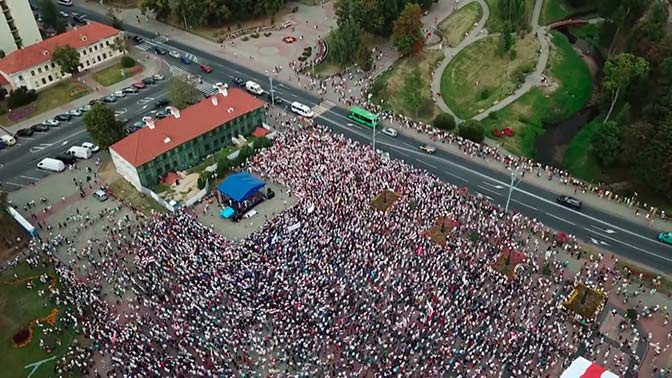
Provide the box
[12,124,613,377]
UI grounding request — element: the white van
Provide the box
[57,0,73,5]
[1,134,16,146]
[37,158,65,172]
[66,146,92,159]
[245,81,264,95]
[290,102,314,118]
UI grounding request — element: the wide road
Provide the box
[3,3,672,273]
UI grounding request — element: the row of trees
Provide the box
[335,0,432,37]
[140,0,284,27]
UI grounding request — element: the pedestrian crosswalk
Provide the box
[312,101,334,118]
[197,81,218,97]
[136,42,152,51]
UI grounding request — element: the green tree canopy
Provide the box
[40,0,66,34]
[497,0,527,30]
[140,0,171,20]
[602,53,649,123]
[458,120,485,143]
[330,17,364,67]
[591,121,623,167]
[168,77,202,110]
[392,3,424,56]
[83,104,125,149]
[52,45,81,75]
[433,113,456,131]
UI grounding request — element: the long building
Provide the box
[0,21,121,91]
[0,0,42,54]
[110,87,267,190]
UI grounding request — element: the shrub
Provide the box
[0,87,7,101]
[302,50,312,58]
[121,56,136,68]
[0,104,6,115]
[264,32,272,37]
[251,33,260,38]
[241,36,249,41]
[7,86,37,110]
[433,113,455,131]
[304,46,312,54]
[297,56,307,62]
[458,120,485,143]
[479,89,490,100]
[197,175,206,189]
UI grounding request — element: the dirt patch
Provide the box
[563,283,606,321]
[0,211,28,263]
[426,217,459,246]
[491,248,527,279]
[12,326,32,348]
[370,190,399,212]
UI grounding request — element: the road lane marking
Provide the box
[477,185,501,196]
[4,181,24,187]
[511,199,538,211]
[476,192,494,201]
[546,213,576,226]
[590,225,616,234]
[418,160,437,169]
[19,175,40,181]
[482,181,505,189]
[446,172,467,182]
[586,227,672,263]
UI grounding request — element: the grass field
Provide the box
[479,31,592,156]
[370,50,443,123]
[93,62,144,87]
[0,211,27,262]
[0,81,90,125]
[563,117,601,182]
[540,0,598,25]
[439,2,484,48]
[440,33,539,119]
[484,0,534,32]
[0,262,77,378]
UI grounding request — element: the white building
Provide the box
[0,0,42,54]
[0,21,122,91]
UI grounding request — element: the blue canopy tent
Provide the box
[217,173,266,202]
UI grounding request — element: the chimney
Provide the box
[227,107,234,113]
[163,137,171,144]
[145,118,155,129]
[167,106,180,119]
[211,96,218,106]
[218,84,228,97]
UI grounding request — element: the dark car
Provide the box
[131,35,144,44]
[89,98,103,106]
[232,77,245,87]
[102,96,117,103]
[153,99,169,109]
[153,46,168,55]
[155,111,168,119]
[30,2,38,11]
[267,90,282,105]
[55,113,72,122]
[557,195,582,209]
[31,124,49,132]
[16,128,34,137]
[55,153,77,165]
[72,14,88,25]
[142,77,155,85]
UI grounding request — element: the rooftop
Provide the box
[111,87,266,167]
[0,22,121,74]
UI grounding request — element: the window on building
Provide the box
[102,53,107,59]
[18,75,23,80]
[48,75,53,82]
[41,77,46,85]
[89,47,93,53]
[38,67,42,74]
[86,60,90,66]
[94,45,98,51]
[97,56,102,62]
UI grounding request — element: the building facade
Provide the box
[0,0,42,54]
[111,88,267,190]
[0,22,122,91]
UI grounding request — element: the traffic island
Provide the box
[563,283,606,322]
[370,189,399,212]
[426,216,459,246]
[491,248,527,280]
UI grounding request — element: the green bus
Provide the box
[348,106,379,128]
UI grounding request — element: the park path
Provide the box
[431,0,550,123]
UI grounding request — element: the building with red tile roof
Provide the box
[0,22,122,91]
[110,87,267,190]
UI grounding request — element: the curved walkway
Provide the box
[431,0,549,123]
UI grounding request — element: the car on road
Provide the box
[557,195,582,209]
[180,55,192,65]
[419,145,436,154]
[658,232,672,246]
[382,127,398,137]
[200,64,213,73]
[168,50,181,59]
[153,46,168,55]
[89,98,103,106]
[153,99,169,109]
[57,0,73,6]
[16,128,34,137]
[55,113,72,122]
[132,81,146,89]
[55,152,77,165]
[79,104,92,112]
[155,111,168,119]
[232,77,245,87]
[102,96,117,103]
[266,90,282,104]
[112,90,126,98]
[68,109,83,117]
[72,14,88,24]
[42,118,60,127]
[153,74,165,81]
[93,189,108,201]
[59,11,69,18]
[122,86,138,95]
[1,134,16,146]
[142,77,155,85]
[31,124,50,132]
[131,35,144,44]
[82,142,99,152]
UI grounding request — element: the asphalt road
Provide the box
[2,3,672,273]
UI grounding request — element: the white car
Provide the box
[153,74,165,81]
[68,109,82,117]
[419,145,436,154]
[81,142,100,152]
[382,127,398,137]
[79,104,92,112]
[122,86,138,94]
[42,119,60,127]
[59,11,69,17]
[168,51,181,59]
[112,90,126,98]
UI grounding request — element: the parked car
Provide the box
[55,113,72,122]
[93,189,108,202]
[122,87,138,95]
[232,77,245,87]
[131,35,144,44]
[102,96,117,103]
[59,11,69,18]
[37,158,65,172]
[382,127,398,137]
[42,119,60,127]
[132,82,146,89]
[16,128,34,137]
[0,135,16,146]
[180,55,192,65]
[81,142,99,152]
[419,145,436,154]
[153,46,168,55]
[142,77,155,85]
[55,152,77,165]
[89,98,103,106]
[155,111,168,119]
[658,232,672,246]
[72,14,87,24]
[0,140,5,150]
[112,90,126,98]
[200,64,213,73]
[66,146,92,159]
[68,109,83,117]
[557,195,582,210]
[31,124,50,132]
[267,90,282,105]
[79,104,92,112]
[153,74,165,81]
[153,99,169,109]
[168,50,181,59]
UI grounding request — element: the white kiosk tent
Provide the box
[561,357,619,378]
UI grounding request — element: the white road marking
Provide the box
[403,142,416,149]
[476,192,494,201]
[586,227,672,262]
[482,181,505,189]
[446,171,467,182]
[590,225,616,234]
[418,160,437,169]
[19,175,40,181]
[511,199,538,211]
[4,181,24,187]
[546,213,576,226]
[590,237,609,246]
[477,185,501,196]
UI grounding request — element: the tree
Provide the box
[112,36,128,57]
[591,121,623,167]
[83,104,125,149]
[52,45,81,76]
[433,113,455,131]
[140,0,171,20]
[0,87,7,101]
[392,3,424,56]
[458,120,485,142]
[631,119,672,201]
[108,8,124,30]
[40,0,66,34]
[402,69,424,118]
[499,22,514,55]
[602,53,649,124]
[330,17,364,67]
[498,0,526,30]
[7,87,37,109]
[598,0,652,56]
[168,77,201,110]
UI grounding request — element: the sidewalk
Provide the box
[2,50,164,134]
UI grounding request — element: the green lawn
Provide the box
[440,33,539,119]
[479,31,592,157]
[93,62,144,87]
[0,81,90,125]
[439,2,484,48]
[484,0,534,32]
[370,50,443,124]
[540,0,599,25]
[0,262,78,378]
[563,117,601,181]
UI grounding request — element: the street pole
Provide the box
[505,167,521,213]
[368,93,375,152]
[269,75,274,105]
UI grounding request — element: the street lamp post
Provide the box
[268,72,274,106]
[504,166,522,213]
[368,93,376,152]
